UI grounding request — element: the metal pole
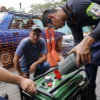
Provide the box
[20,3,21,11]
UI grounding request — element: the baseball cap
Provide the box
[31,25,42,32]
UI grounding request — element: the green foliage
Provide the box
[8,7,17,11]
[62,0,67,2]
[7,0,66,15]
[7,7,26,13]
[28,0,66,16]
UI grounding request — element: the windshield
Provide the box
[0,12,8,23]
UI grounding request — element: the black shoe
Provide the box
[1,93,8,100]
[89,93,96,100]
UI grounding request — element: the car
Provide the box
[0,11,66,68]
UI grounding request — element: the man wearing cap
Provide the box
[13,25,50,81]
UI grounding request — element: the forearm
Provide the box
[13,59,22,75]
[81,36,95,46]
[34,55,47,65]
[29,54,47,74]
[0,67,23,85]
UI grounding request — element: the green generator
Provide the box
[20,67,90,100]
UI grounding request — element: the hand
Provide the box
[68,42,91,67]
[20,73,28,78]
[20,78,37,95]
[29,63,37,74]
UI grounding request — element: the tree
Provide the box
[8,7,17,11]
[28,0,65,16]
[62,0,67,2]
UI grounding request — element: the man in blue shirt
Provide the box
[13,25,50,79]
[41,0,100,100]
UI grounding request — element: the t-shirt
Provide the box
[15,37,47,67]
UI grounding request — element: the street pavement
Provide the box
[0,55,100,100]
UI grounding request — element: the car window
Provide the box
[33,18,44,29]
[9,15,35,29]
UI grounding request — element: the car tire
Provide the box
[0,51,13,68]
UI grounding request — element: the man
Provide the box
[41,0,100,100]
[0,66,37,100]
[13,25,50,80]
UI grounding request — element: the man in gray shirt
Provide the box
[13,25,50,80]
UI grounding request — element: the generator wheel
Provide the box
[56,37,62,52]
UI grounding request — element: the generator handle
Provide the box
[36,88,57,100]
[22,88,57,100]
[33,67,58,81]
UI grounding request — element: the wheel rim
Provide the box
[1,52,10,64]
